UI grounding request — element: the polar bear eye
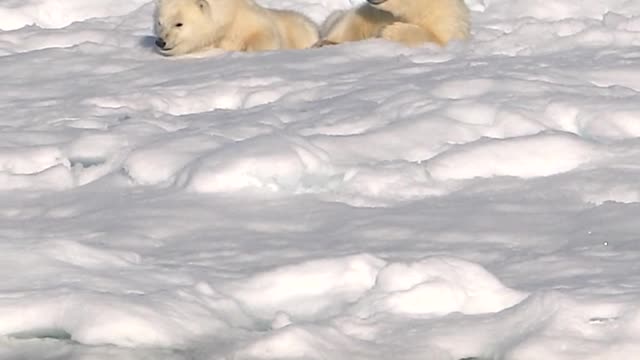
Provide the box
[175,23,183,27]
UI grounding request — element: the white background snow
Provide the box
[1,0,640,359]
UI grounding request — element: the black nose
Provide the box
[367,0,387,4]
[155,38,166,49]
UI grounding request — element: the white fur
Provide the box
[321,0,470,47]
[154,0,319,55]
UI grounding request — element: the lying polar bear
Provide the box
[153,0,320,55]
[319,0,470,47]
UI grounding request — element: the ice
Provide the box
[2,0,640,359]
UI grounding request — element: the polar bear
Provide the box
[319,0,470,47]
[154,0,319,55]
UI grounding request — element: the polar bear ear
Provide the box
[196,0,210,11]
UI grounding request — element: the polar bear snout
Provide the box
[366,0,388,5]
[155,38,167,49]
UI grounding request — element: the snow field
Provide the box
[0,252,526,350]
[4,44,640,204]
[3,229,640,359]
[2,0,640,359]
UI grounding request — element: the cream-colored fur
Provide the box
[320,0,470,47]
[154,0,319,55]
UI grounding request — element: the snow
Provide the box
[2,0,640,359]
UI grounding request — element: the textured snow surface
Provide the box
[2,0,640,359]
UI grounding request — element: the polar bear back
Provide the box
[269,9,320,49]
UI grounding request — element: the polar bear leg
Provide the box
[379,22,442,46]
[272,10,319,49]
[243,30,281,51]
[321,6,393,45]
[313,39,339,47]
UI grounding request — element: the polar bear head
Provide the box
[154,0,237,56]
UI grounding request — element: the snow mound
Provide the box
[352,257,528,317]
[226,255,526,321]
[237,325,367,360]
[184,135,334,193]
[0,0,150,30]
[225,254,387,320]
[124,134,226,186]
[481,0,640,20]
[0,254,526,350]
[0,291,228,347]
[0,146,69,175]
[426,132,598,180]
[0,165,73,191]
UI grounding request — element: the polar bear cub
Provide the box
[320,0,470,47]
[154,0,319,55]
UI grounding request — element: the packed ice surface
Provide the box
[2,0,640,359]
